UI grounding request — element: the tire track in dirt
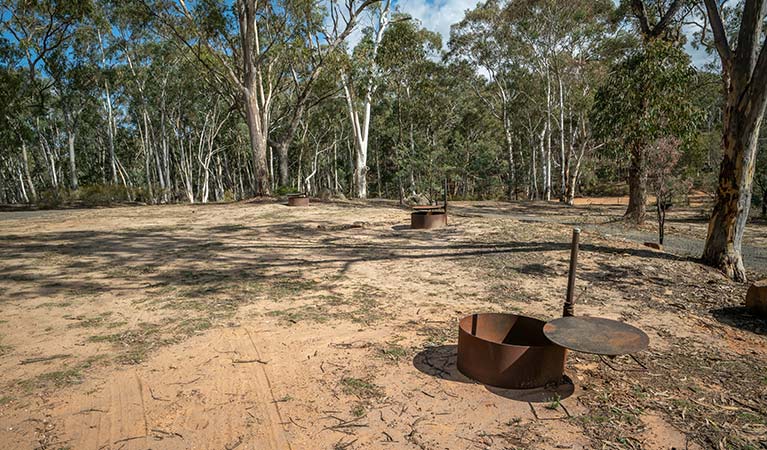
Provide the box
[44,328,293,450]
[205,327,292,450]
[106,371,150,449]
[56,369,150,449]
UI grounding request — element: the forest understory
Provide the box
[0,200,766,450]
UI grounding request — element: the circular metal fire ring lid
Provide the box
[543,316,649,356]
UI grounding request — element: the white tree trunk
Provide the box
[16,165,29,203]
[558,74,566,200]
[67,130,77,190]
[545,68,552,201]
[98,30,118,184]
[21,141,36,201]
[342,0,390,199]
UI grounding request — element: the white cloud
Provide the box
[681,22,719,70]
[393,0,479,48]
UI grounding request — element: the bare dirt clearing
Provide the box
[0,200,766,449]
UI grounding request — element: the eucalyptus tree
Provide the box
[614,0,691,222]
[1,0,93,196]
[267,0,380,190]
[341,0,391,198]
[376,15,442,198]
[449,0,617,202]
[592,41,701,224]
[699,0,767,281]
[44,43,101,191]
[0,61,35,202]
[448,0,522,200]
[150,0,377,195]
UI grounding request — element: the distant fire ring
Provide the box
[287,194,309,207]
[411,210,447,229]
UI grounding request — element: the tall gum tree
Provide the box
[622,0,688,223]
[448,0,522,200]
[700,0,767,281]
[268,0,379,190]
[450,0,616,202]
[592,41,701,225]
[1,0,92,194]
[341,0,391,199]
[158,0,376,196]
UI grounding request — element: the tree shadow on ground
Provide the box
[412,345,574,402]
[0,219,700,301]
[710,307,767,336]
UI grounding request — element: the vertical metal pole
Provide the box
[563,228,580,317]
[444,177,448,225]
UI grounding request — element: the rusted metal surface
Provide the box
[454,229,649,392]
[411,211,447,229]
[563,228,580,317]
[287,194,309,207]
[410,178,449,227]
[543,316,649,356]
[457,313,566,389]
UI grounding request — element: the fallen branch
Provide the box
[169,377,200,386]
[232,358,269,364]
[335,438,358,449]
[151,428,183,439]
[20,354,71,365]
[75,408,108,415]
[149,386,171,402]
[113,435,145,445]
[289,416,306,429]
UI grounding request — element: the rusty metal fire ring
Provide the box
[411,211,447,229]
[287,195,309,207]
[457,313,566,389]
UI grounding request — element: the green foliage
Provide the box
[33,185,134,209]
[77,184,132,206]
[592,41,702,156]
[0,0,728,206]
[755,130,767,215]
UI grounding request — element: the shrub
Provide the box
[77,184,130,207]
[36,189,68,209]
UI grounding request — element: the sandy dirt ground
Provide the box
[0,199,766,450]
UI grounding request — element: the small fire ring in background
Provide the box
[410,211,447,229]
[287,194,309,207]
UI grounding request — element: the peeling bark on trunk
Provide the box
[702,102,762,281]
[701,0,767,281]
[244,90,270,196]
